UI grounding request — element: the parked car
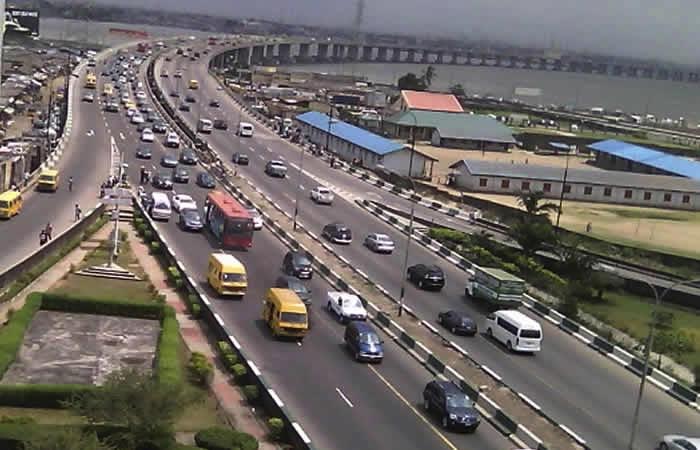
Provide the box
[659,435,700,450]
[232,152,249,165]
[160,154,178,168]
[310,186,334,205]
[423,380,480,432]
[135,146,152,159]
[437,311,477,336]
[407,264,445,291]
[344,321,384,363]
[274,276,312,306]
[213,119,228,130]
[152,171,173,190]
[171,194,197,212]
[265,160,287,177]
[282,250,313,279]
[172,166,190,183]
[364,233,395,253]
[196,171,215,188]
[245,207,263,230]
[179,148,198,165]
[322,223,352,244]
[327,292,367,323]
[165,132,180,148]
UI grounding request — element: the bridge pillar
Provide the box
[361,46,373,61]
[250,45,265,65]
[392,48,401,62]
[298,43,310,61]
[317,43,329,61]
[237,47,250,67]
[347,45,359,60]
[377,47,388,61]
[420,50,430,63]
[406,49,415,63]
[278,43,291,63]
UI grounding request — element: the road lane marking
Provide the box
[249,146,256,152]
[335,388,354,408]
[368,366,459,450]
[299,185,305,190]
[119,132,125,140]
[258,155,265,160]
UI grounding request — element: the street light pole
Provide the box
[292,140,306,231]
[555,149,570,231]
[398,122,417,317]
[627,277,700,450]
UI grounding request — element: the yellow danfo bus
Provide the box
[85,73,97,89]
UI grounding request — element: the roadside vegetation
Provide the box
[429,191,700,387]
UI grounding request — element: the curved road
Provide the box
[154,46,700,450]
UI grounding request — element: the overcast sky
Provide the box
[83,0,697,65]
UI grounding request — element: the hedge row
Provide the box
[0,294,41,378]
[157,306,183,386]
[0,383,95,408]
[194,426,258,450]
[41,292,165,320]
[0,423,149,450]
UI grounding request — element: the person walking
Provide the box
[68,176,73,192]
[74,203,82,221]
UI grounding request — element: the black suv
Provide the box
[322,223,352,244]
[275,275,312,305]
[407,264,445,291]
[282,250,313,279]
[423,380,480,432]
[172,166,190,183]
[437,311,477,336]
[232,152,249,165]
[179,148,198,165]
[213,119,228,130]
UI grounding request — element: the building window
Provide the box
[624,190,633,199]
[543,183,551,193]
[644,192,652,201]
[563,184,571,194]
[604,187,612,197]
[683,194,691,204]
[584,186,593,195]
[664,193,672,202]
[479,178,488,187]
[521,181,530,191]
[500,179,510,189]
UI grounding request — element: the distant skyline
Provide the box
[57,0,699,65]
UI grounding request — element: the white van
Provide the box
[197,118,213,134]
[485,310,542,353]
[149,192,172,221]
[238,122,254,137]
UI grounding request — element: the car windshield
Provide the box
[221,273,246,282]
[343,297,363,308]
[446,394,473,409]
[287,279,307,292]
[183,209,199,218]
[336,226,350,232]
[294,255,311,266]
[280,312,307,323]
[375,235,392,243]
[359,332,380,345]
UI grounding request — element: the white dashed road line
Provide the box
[335,388,354,408]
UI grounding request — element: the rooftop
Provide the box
[386,111,516,144]
[588,139,700,180]
[450,159,700,193]
[401,90,463,113]
[295,111,406,156]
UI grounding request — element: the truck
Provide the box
[465,267,525,309]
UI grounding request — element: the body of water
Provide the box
[283,62,700,125]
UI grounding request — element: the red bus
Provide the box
[204,191,254,249]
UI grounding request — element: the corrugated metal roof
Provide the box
[386,111,516,144]
[450,159,700,193]
[589,139,700,180]
[401,90,464,113]
[295,111,406,156]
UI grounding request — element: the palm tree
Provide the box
[517,191,559,221]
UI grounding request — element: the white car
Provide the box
[126,107,137,117]
[131,113,145,124]
[660,435,700,450]
[136,91,146,100]
[310,186,334,205]
[174,70,182,78]
[364,233,395,254]
[171,194,197,212]
[165,132,180,148]
[327,292,368,323]
[82,92,94,102]
[161,70,169,77]
[141,128,154,142]
[245,207,263,230]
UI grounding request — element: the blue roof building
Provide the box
[295,111,436,178]
[589,139,700,180]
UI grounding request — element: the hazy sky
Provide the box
[81,0,698,65]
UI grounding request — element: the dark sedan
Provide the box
[179,103,190,112]
[196,171,215,188]
[104,102,119,113]
[170,90,180,97]
[160,154,178,168]
[437,311,477,336]
[275,275,312,306]
[185,95,196,103]
[232,152,249,165]
[407,264,445,291]
[152,172,173,190]
[172,166,190,183]
[179,149,198,165]
[213,119,228,130]
[135,146,152,159]
[178,208,203,231]
[209,99,220,107]
[153,121,168,133]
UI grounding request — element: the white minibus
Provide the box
[238,122,254,137]
[485,310,542,353]
[197,118,213,134]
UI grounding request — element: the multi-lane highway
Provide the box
[0,57,111,273]
[111,48,515,450]
[152,44,700,450]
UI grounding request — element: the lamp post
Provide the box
[555,148,570,231]
[398,111,418,317]
[292,132,306,231]
[626,277,700,450]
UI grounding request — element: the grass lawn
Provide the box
[581,291,700,370]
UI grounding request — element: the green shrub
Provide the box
[157,307,183,386]
[267,417,284,442]
[231,364,247,383]
[0,423,126,450]
[144,230,153,241]
[0,384,95,408]
[175,278,185,290]
[0,294,41,377]
[217,341,233,356]
[187,352,213,387]
[167,266,181,282]
[173,445,203,450]
[224,354,238,367]
[40,293,163,320]
[154,293,167,304]
[194,426,258,450]
[242,384,259,402]
[191,303,201,319]
[0,416,35,424]
[150,241,161,254]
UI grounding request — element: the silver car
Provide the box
[310,186,334,205]
[265,160,288,178]
[660,435,700,450]
[246,207,263,230]
[364,233,395,254]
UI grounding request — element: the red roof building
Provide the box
[393,90,464,113]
